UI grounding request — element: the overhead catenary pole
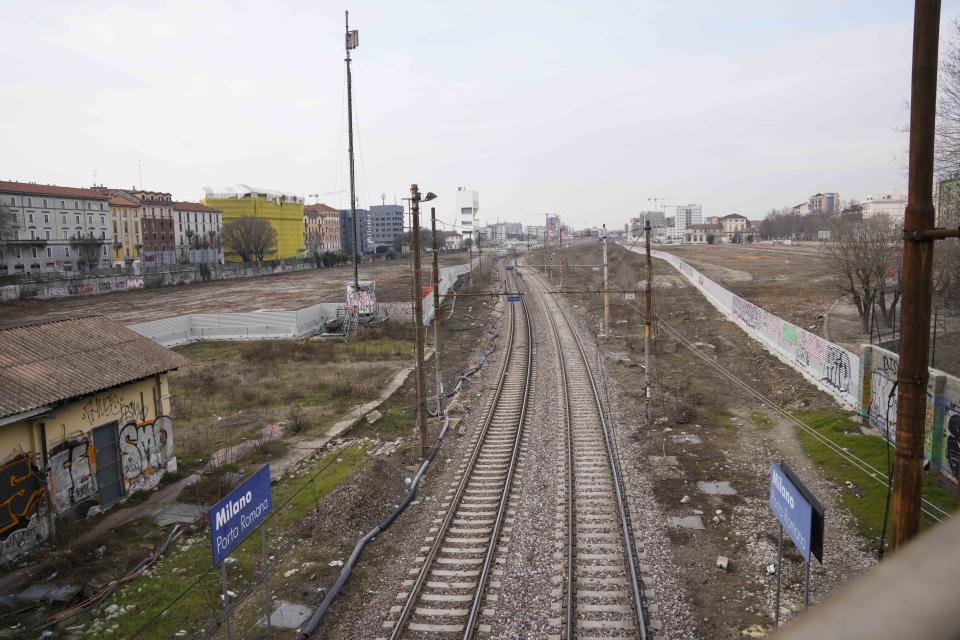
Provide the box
[602,224,609,338]
[410,185,428,457]
[431,207,442,415]
[345,10,360,291]
[559,220,564,289]
[892,0,941,550]
[644,220,653,428]
[544,213,549,276]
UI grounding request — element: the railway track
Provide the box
[527,268,648,640]
[382,267,532,639]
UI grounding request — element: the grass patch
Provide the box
[793,409,956,545]
[169,333,411,460]
[749,410,774,432]
[83,444,369,639]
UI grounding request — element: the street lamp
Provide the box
[408,185,438,458]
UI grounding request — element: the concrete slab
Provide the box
[697,481,737,496]
[154,502,209,527]
[18,584,82,603]
[671,434,702,444]
[366,409,383,424]
[670,515,705,530]
[269,600,315,630]
[648,455,679,467]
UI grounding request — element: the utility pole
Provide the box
[602,224,609,338]
[644,220,653,428]
[410,185,428,457]
[892,0,941,550]
[431,207,442,415]
[544,213,549,276]
[345,11,360,291]
[559,221,564,289]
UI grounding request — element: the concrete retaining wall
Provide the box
[632,245,960,482]
[645,247,861,407]
[860,344,959,481]
[128,259,477,346]
[129,302,341,347]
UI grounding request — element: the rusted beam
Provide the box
[892,0,941,549]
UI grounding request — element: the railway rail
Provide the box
[382,267,533,639]
[527,267,649,640]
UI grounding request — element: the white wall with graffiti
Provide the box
[861,344,960,482]
[1,377,176,563]
[645,248,861,407]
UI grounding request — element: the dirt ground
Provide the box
[557,242,878,637]
[0,251,473,326]
[0,261,500,639]
[649,242,837,331]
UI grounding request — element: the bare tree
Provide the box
[70,233,102,270]
[222,216,276,262]
[938,18,960,177]
[0,203,14,244]
[826,215,902,333]
[934,182,960,309]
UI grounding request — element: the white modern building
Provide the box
[0,181,112,275]
[457,187,480,244]
[862,193,907,219]
[673,204,703,238]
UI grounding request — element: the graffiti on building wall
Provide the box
[822,346,853,394]
[41,278,144,300]
[379,301,413,322]
[731,296,763,330]
[346,282,376,315]
[119,416,174,492]
[81,393,144,426]
[869,357,899,441]
[48,437,97,512]
[0,453,47,561]
[0,285,18,302]
[944,405,960,480]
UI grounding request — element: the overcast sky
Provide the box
[2,1,959,230]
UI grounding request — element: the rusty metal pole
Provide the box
[892,0,941,550]
[602,224,609,338]
[544,213,549,276]
[559,220,564,289]
[410,185,428,457]
[644,220,653,428]
[431,207,442,415]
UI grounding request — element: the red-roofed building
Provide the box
[0,181,111,275]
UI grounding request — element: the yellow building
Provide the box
[202,185,305,261]
[0,315,188,563]
[108,195,142,266]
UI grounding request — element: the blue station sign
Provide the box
[506,265,514,271]
[769,460,824,563]
[210,464,272,565]
[507,295,521,302]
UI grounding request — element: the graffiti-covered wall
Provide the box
[0,453,49,562]
[647,248,861,406]
[861,345,958,482]
[0,376,177,563]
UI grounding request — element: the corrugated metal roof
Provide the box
[0,315,190,420]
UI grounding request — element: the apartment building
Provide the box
[203,185,305,261]
[368,204,404,251]
[457,188,480,244]
[109,195,142,267]
[304,203,341,254]
[174,201,223,264]
[0,181,111,275]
